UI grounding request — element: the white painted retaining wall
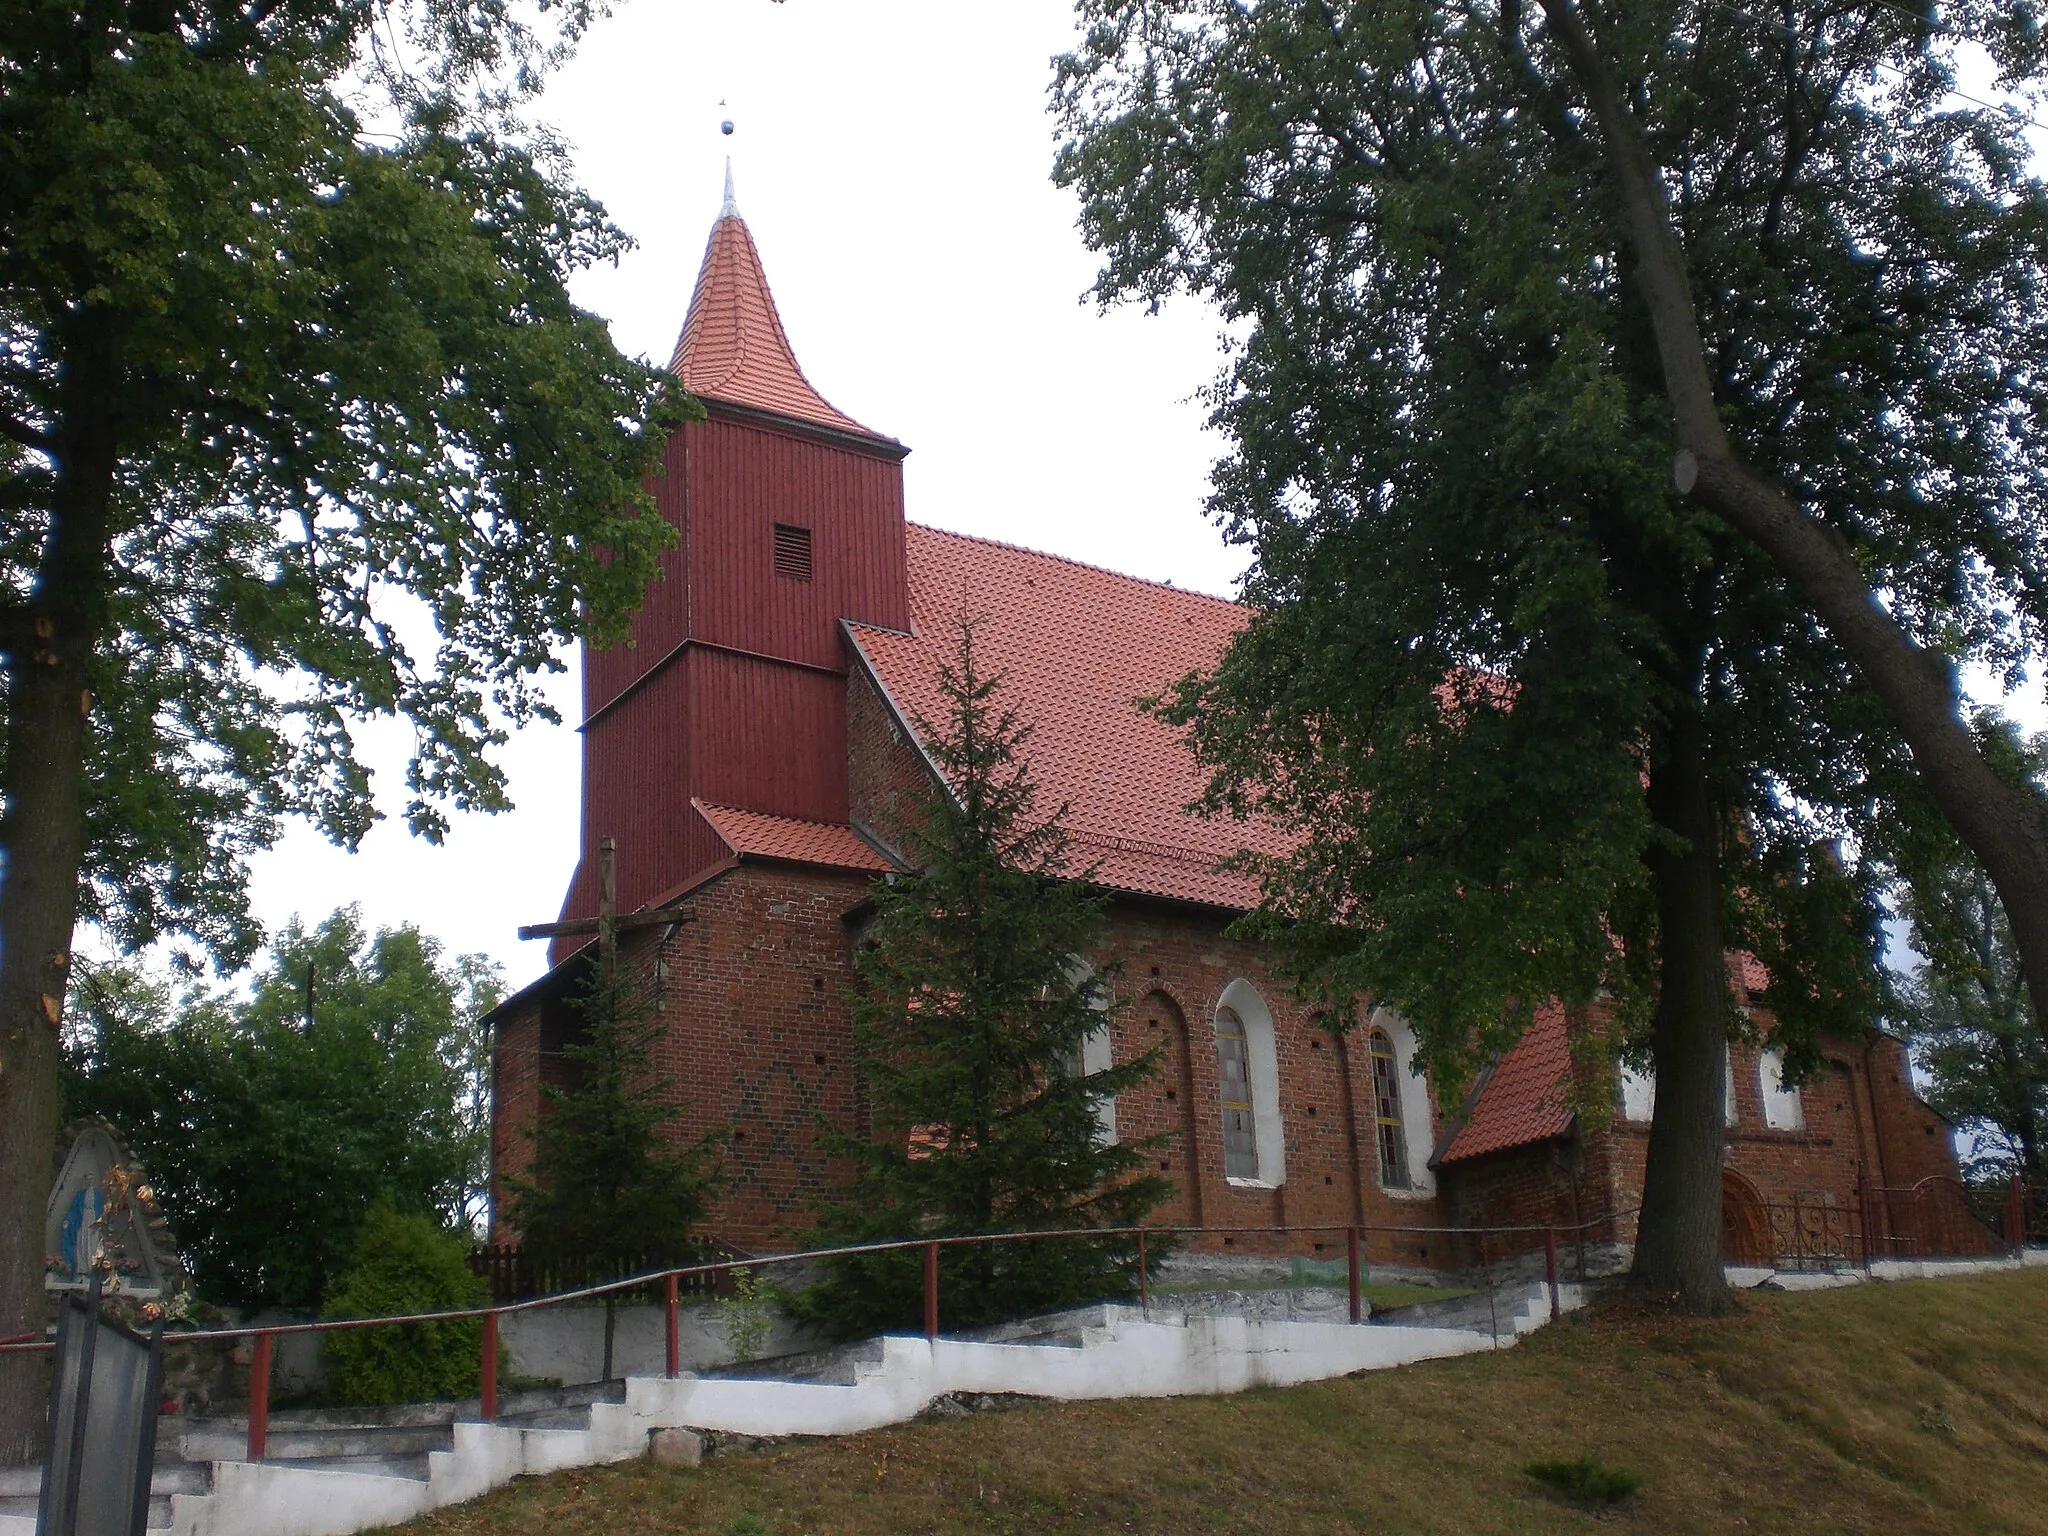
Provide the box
[498,1301,814,1384]
[12,1250,2039,1536]
[148,1287,1576,1536]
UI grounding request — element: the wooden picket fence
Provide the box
[467,1242,741,1304]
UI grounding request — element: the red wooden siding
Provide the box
[558,406,907,960]
[686,648,849,823]
[583,412,907,721]
[685,414,908,668]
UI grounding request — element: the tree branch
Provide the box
[0,412,52,454]
[1532,0,2048,1028]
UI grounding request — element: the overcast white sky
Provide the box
[241,1,1240,991]
[227,5,2048,996]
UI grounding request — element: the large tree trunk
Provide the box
[1536,0,2048,1048]
[0,391,114,1464]
[1633,702,1736,1314]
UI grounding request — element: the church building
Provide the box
[488,179,1969,1273]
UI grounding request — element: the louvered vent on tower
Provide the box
[773,522,813,581]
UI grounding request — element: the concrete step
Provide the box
[244,1379,623,1431]
[250,1452,435,1481]
[495,1407,598,1430]
[0,1456,205,1527]
[174,1421,453,1465]
[0,1455,208,1499]
[0,1488,178,1529]
[700,1337,885,1386]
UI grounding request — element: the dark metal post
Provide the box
[1855,1167,1874,1270]
[1346,1226,1362,1324]
[2011,1173,2027,1257]
[247,1332,272,1461]
[665,1272,681,1378]
[1137,1229,1148,1308]
[923,1242,939,1342]
[480,1311,499,1421]
[1544,1228,1560,1320]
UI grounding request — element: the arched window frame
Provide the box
[1214,980,1286,1187]
[1618,1062,1656,1123]
[1614,1048,1742,1128]
[1361,1009,1437,1197]
[1758,1047,1805,1131]
[1052,957,1117,1146]
[1368,1027,1411,1190]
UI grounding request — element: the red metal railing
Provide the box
[1743,1174,2032,1270]
[13,1184,2035,1464]
[1864,1174,2017,1263]
[1,1213,1612,1461]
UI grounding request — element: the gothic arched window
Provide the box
[1369,1028,1412,1190]
[1212,1005,1260,1180]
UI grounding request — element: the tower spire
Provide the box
[669,169,890,442]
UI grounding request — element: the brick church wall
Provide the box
[1084,899,1451,1268]
[844,656,937,863]
[637,863,873,1249]
[1861,1032,1962,1189]
[1440,1023,1961,1260]
[497,870,1963,1268]
[495,860,1472,1262]
[498,661,1964,1266]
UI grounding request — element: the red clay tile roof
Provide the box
[670,212,886,441]
[1735,951,1770,995]
[845,524,1292,910]
[693,800,896,873]
[1437,1003,1577,1164]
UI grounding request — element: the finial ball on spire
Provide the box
[721,119,733,135]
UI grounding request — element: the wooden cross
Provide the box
[518,835,695,983]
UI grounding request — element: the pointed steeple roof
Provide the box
[670,167,885,441]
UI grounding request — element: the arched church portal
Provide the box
[1721,1166,1774,1267]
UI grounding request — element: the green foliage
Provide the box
[503,969,717,1284]
[1524,1454,1642,1505]
[0,0,689,965]
[723,1517,770,1536]
[63,908,500,1308]
[718,1266,773,1364]
[1048,2,2046,1100]
[321,1208,489,1407]
[797,624,1170,1339]
[1894,732,2048,1182]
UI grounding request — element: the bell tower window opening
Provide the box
[1369,1028,1411,1190]
[773,522,814,581]
[1213,1005,1259,1180]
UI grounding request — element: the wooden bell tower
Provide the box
[552,171,910,960]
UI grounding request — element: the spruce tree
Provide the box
[504,967,716,1378]
[799,624,1169,1338]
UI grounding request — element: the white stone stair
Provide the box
[1,1286,1591,1536]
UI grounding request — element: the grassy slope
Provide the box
[390,1268,2048,1535]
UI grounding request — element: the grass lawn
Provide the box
[386,1267,2048,1536]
